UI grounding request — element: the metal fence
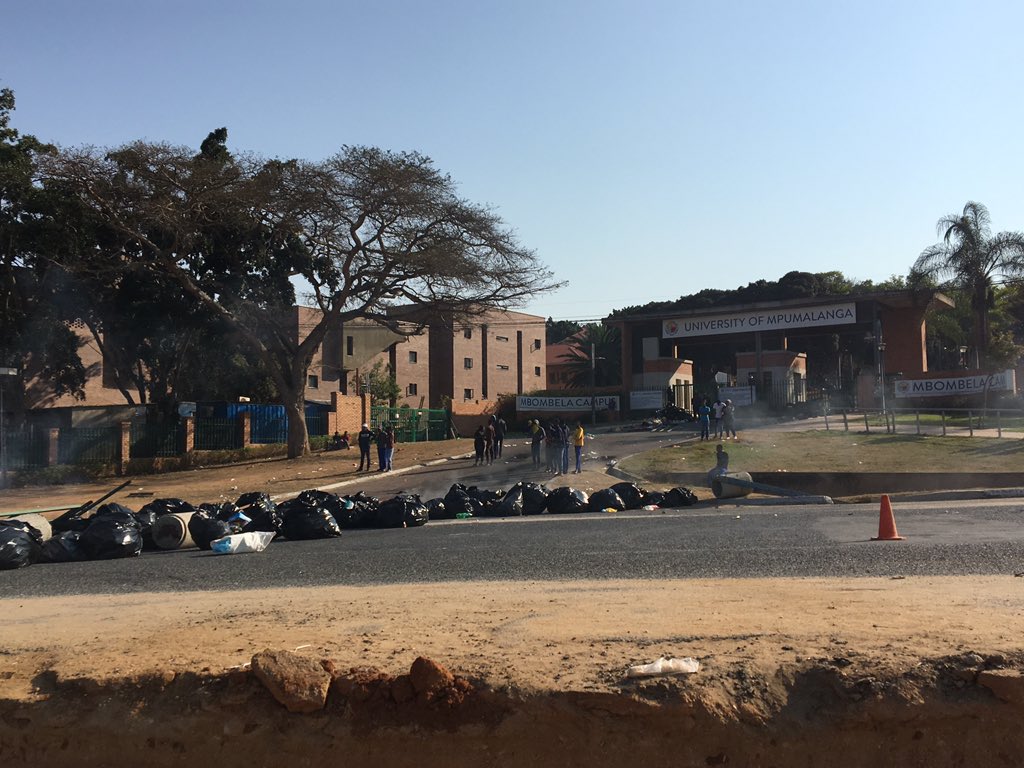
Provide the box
[305,413,329,437]
[1,428,50,470]
[129,421,183,458]
[371,406,448,442]
[824,407,1024,437]
[193,417,243,451]
[58,426,121,465]
[250,407,288,444]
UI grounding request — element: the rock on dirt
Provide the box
[250,649,331,713]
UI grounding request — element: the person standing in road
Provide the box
[494,414,507,458]
[473,425,486,466]
[559,419,570,475]
[484,418,497,465]
[384,424,396,470]
[376,425,388,470]
[712,398,726,438]
[530,420,544,468]
[697,401,711,441]
[722,399,737,439]
[571,420,585,473]
[357,423,374,471]
[546,419,561,474]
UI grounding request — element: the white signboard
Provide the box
[517,395,620,412]
[663,302,857,338]
[893,371,1016,398]
[717,385,756,406]
[629,390,665,410]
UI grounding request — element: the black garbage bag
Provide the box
[663,487,698,507]
[279,499,342,540]
[299,489,360,530]
[93,502,139,526]
[521,482,550,515]
[235,492,283,533]
[80,518,144,560]
[50,503,95,534]
[193,502,247,534]
[41,531,88,563]
[611,482,647,510]
[546,487,589,514]
[338,492,381,529]
[589,488,626,512]
[425,498,451,520]
[376,495,429,528]
[188,508,234,550]
[641,490,666,507]
[139,498,195,518]
[467,486,504,506]
[486,484,524,517]
[0,520,44,569]
[133,508,159,550]
[443,484,475,517]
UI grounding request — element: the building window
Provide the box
[463,328,472,339]
[463,388,474,400]
[535,366,541,377]
[496,364,509,370]
[533,339,541,350]
[495,335,509,342]
[408,350,418,364]
[346,336,354,356]
[464,357,473,369]
[307,375,319,389]
[407,383,418,396]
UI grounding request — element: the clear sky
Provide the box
[4,0,1023,322]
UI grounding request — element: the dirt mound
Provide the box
[3,652,1023,767]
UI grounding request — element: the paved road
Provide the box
[5,497,1024,598]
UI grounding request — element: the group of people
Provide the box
[695,396,738,442]
[526,418,585,475]
[472,414,507,466]
[355,422,396,472]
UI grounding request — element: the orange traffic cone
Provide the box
[872,494,904,541]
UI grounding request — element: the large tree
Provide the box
[912,201,1024,368]
[43,136,557,457]
[0,88,88,399]
[556,323,621,389]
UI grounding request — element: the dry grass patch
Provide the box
[618,429,1024,475]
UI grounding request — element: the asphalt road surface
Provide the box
[5,498,1024,598]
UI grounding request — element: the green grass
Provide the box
[618,429,1024,476]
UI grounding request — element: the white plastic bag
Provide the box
[210,531,276,555]
[625,656,700,678]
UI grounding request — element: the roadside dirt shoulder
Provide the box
[3,576,1021,701]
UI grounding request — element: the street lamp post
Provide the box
[590,342,597,426]
[877,341,887,415]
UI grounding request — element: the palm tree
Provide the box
[913,201,1024,368]
[557,324,621,389]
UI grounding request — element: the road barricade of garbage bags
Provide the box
[426,480,697,519]
[0,479,697,570]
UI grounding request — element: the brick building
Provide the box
[362,307,547,410]
[21,306,546,426]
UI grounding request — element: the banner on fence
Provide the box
[629,390,665,410]
[718,385,756,406]
[894,370,1016,398]
[517,395,620,412]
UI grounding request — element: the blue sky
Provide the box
[5,0,1023,321]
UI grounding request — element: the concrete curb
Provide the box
[271,452,475,502]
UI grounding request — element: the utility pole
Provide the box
[590,342,597,426]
